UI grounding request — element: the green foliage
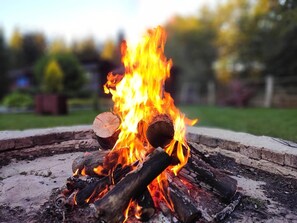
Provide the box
[165,14,217,89]
[2,91,33,109]
[34,53,86,97]
[0,29,10,100]
[43,59,64,93]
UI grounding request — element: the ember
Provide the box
[57,26,239,223]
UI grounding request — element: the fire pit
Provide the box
[1,126,297,222]
[42,26,239,223]
[1,26,297,223]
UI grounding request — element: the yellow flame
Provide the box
[104,26,196,169]
[104,26,197,215]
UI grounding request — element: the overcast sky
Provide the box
[0,0,218,43]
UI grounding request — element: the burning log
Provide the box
[135,189,155,221]
[181,153,238,202]
[94,148,172,223]
[167,182,201,223]
[93,112,120,150]
[72,150,109,176]
[146,114,174,148]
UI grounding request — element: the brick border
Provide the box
[187,128,297,170]
[1,126,297,171]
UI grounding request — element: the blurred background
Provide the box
[0,0,296,141]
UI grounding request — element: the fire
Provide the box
[103,26,197,216]
[104,26,197,167]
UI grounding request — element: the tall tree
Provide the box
[9,27,23,68]
[22,32,46,67]
[165,12,217,87]
[71,37,99,62]
[0,29,10,99]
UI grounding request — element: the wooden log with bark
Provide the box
[167,182,202,223]
[146,114,174,148]
[93,148,172,223]
[180,153,238,202]
[93,112,120,150]
[72,150,110,176]
[134,189,155,221]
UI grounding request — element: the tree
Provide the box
[71,37,99,62]
[48,38,69,54]
[264,0,297,77]
[34,53,85,97]
[9,27,23,68]
[101,39,116,61]
[22,32,46,66]
[165,12,217,88]
[43,59,64,93]
[0,28,10,99]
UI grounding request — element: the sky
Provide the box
[0,0,217,44]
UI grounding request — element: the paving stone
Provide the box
[285,153,297,169]
[240,146,262,160]
[261,148,285,165]
[199,135,219,148]
[15,137,34,149]
[0,139,15,152]
[186,132,200,143]
[219,140,240,152]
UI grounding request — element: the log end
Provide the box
[146,114,174,148]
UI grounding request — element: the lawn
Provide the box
[0,106,296,142]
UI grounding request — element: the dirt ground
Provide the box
[1,149,297,223]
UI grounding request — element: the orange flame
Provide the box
[104,26,197,213]
[104,26,197,168]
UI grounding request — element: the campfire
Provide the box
[57,26,239,223]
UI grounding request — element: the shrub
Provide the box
[34,53,86,97]
[43,59,64,93]
[2,91,33,109]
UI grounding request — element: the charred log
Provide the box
[146,114,174,148]
[94,148,172,223]
[69,164,135,206]
[214,192,242,222]
[72,150,109,176]
[135,188,155,221]
[93,112,120,150]
[165,174,201,223]
[181,153,238,202]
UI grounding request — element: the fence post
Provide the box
[264,75,274,108]
[207,81,216,106]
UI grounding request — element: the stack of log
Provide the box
[58,112,240,223]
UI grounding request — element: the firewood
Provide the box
[135,188,155,221]
[72,150,110,176]
[214,192,242,221]
[167,182,201,223]
[93,148,173,223]
[146,114,174,148]
[69,164,135,206]
[181,153,238,202]
[93,112,120,150]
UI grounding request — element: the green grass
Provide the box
[181,106,297,142]
[0,110,99,130]
[0,106,296,142]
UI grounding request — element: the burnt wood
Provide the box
[135,188,155,221]
[93,148,172,223]
[146,114,174,148]
[167,182,201,223]
[72,150,110,176]
[93,112,120,150]
[181,153,238,202]
[69,165,134,206]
